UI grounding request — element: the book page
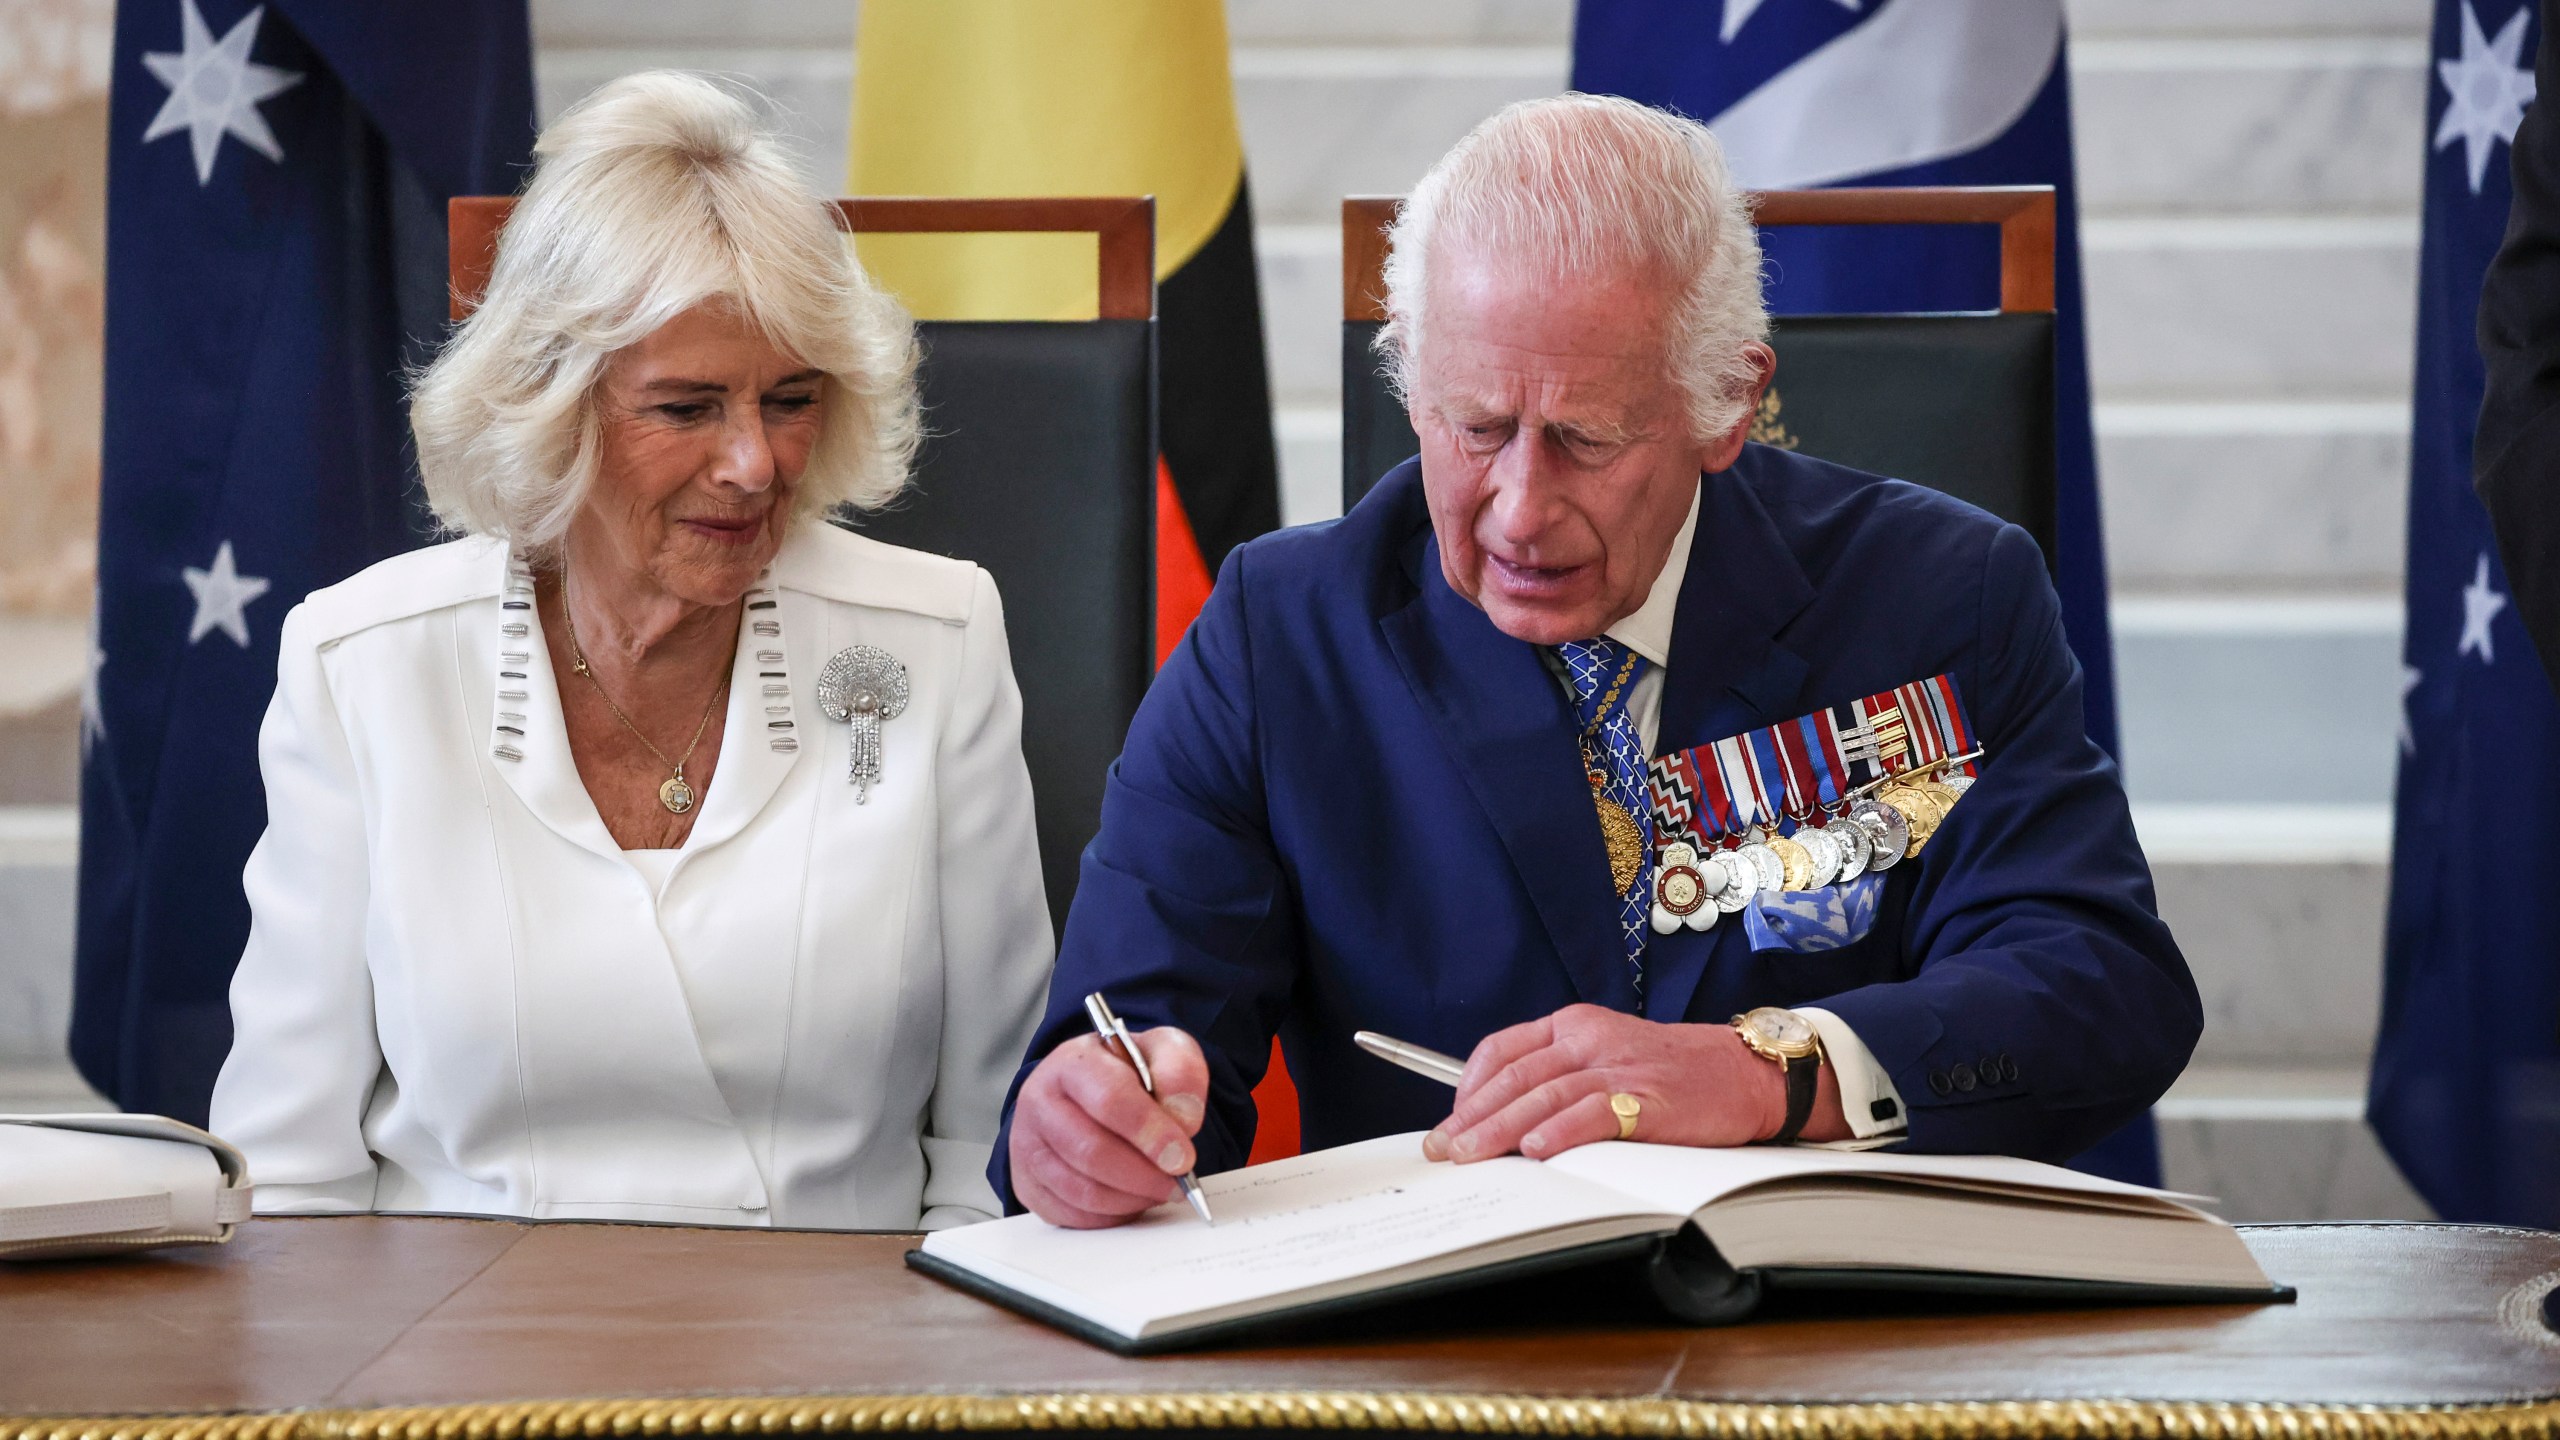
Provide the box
[921,1132,1677,1340]
[1545,1140,2214,1220]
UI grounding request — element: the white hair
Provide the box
[1377,93,1770,442]
[410,71,921,553]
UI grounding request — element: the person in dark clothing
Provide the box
[2476,0,2560,688]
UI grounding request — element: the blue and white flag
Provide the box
[2371,0,2560,1227]
[74,0,532,1122]
[1572,0,2154,1185]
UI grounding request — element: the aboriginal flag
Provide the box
[847,0,1281,664]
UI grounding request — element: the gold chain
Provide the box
[561,574,728,793]
[1577,644,1644,744]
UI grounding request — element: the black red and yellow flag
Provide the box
[847,0,1281,663]
[849,1,1300,1161]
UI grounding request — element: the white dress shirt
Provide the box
[208,522,1055,1227]
[1600,489,1909,1144]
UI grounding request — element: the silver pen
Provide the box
[1353,1030,1466,1087]
[1083,992,1214,1225]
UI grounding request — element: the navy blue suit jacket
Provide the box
[993,446,2198,1202]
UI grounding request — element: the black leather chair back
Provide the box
[1341,312,2058,563]
[844,321,1154,936]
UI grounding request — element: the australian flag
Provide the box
[1572,0,2155,1185]
[2371,0,2560,1227]
[75,0,532,1122]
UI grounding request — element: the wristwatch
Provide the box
[1730,1007,1824,1144]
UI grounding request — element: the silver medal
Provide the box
[1851,796,1910,870]
[1827,815,1874,880]
[1794,824,1843,889]
[1696,852,1731,899]
[816,645,910,803]
[1712,843,1755,911]
[1734,839,1786,895]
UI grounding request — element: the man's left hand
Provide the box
[1421,1004,1848,1162]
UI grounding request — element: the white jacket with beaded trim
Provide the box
[207,521,1053,1229]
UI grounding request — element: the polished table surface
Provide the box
[3,1218,2557,1437]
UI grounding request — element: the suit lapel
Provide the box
[1381,533,1640,1012]
[671,568,803,860]
[486,550,623,865]
[1657,461,1817,755]
[1646,458,1819,1023]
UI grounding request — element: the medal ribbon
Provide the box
[1644,671,1984,842]
[1645,750,1705,847]
[1740,728,1788,831]
[1793,712,1846,809]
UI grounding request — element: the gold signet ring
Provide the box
[1609,1092,1641,1141]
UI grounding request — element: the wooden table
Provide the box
[4,1219,2557,1440]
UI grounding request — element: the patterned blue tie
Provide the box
[1556,637,1654,995]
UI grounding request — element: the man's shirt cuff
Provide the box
[1795,1005,1909,1149]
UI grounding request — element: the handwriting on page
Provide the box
[1157,1187,1517,1279]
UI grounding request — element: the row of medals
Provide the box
[1645,762,1976,925]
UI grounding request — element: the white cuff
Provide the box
[1794,1006,1908,1147]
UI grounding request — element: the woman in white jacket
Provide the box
[206,72,1052,1229]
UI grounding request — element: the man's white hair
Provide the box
[1378,93,1769,442]
[410,71,920,553]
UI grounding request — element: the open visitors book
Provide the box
[912,1132,2288,1353]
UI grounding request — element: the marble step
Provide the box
[2066,0,2428,39]
[2157,1065,2432,1221]
[2073,37,2424,216]
[2140,806,2389,1068]
[2083,216,2419,403]
[2098,402,2408,591]
[0,615,83,807]
[0,806,76,1064]
[2115,596,2402,806]
[535,48,856,191]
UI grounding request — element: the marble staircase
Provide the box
[0,0,2438,1218]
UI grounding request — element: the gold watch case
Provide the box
[1730,1006,1821,1068]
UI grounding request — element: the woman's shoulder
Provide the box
[288,535,509,651]
[768,519,991,627]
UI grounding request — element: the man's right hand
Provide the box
[1009,1026,1210,1228]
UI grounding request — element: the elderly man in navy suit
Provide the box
[997,95,2198,1227]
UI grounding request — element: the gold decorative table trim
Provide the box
[10,1393,2560,1440]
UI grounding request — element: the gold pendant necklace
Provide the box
[562,575,729,816]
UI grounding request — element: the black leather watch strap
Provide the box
[1769,1050,1821,1144]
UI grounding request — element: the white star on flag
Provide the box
[140,0,303,187]
[2399,664,2422,756]
[182,540,272,648]
[2458,551,2510,663]
[2434,0,2537,195]
[1720,0,1862,44]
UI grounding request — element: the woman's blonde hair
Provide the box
[410,71,920,552]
